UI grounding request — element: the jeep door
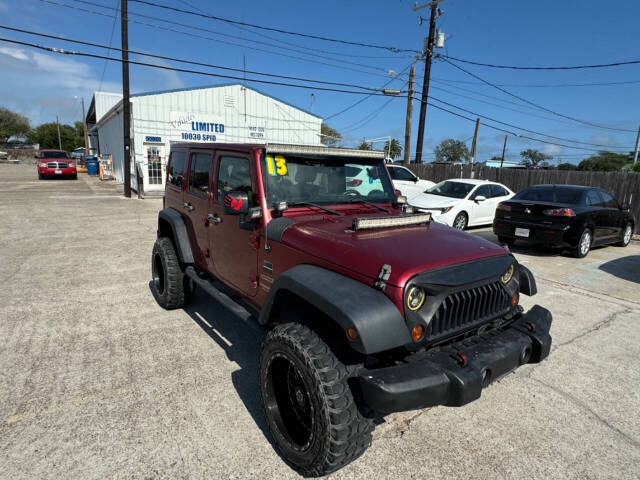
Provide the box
[183,149,214,269]
[164,148,187,211]
[209,152,258,296]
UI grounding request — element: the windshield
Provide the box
[425,181,475,199]
[40,151,69,159]
[261,155,395,206]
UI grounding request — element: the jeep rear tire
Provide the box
[152,237,186,309]
[260,323,373,476]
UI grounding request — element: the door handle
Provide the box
[207,213,222,224]
[183,202,194,211]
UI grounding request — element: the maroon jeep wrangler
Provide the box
[151,143,552,476]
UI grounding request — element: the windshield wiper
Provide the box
[348,199,389,213]
[288,202,343,216]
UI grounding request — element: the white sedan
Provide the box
[408,179,514,230]
[386,164,435,198]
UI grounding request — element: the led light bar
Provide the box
[352,213,432,231]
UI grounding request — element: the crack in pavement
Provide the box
[551,308,633,352]
[536,275,640,309]
[528,376,640,449]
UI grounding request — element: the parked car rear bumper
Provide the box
[493,218,577,246]
[357,305,552,415]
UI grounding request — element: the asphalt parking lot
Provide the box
[1,163,639,479]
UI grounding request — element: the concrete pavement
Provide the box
[1,164,639,479]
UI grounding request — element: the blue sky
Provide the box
[1,0,639,163]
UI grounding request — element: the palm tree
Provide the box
[357,140,373,150]
[384,138,403,160]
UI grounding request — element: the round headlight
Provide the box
[406,286,426,311]
[501,264,515,284]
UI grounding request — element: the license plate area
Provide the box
[55,169,62,174]
[515,227,530,238]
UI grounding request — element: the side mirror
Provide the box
[620,202,631,212]
[412,177,418,183]
[223,191,250,215]
[34,154,39,159]
[475,195,487,202]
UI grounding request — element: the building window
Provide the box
[148,146,162,184]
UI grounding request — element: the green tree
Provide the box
[434,139,470,163]
[320,123,342,147]
[557,162,578,171]
[0,107,30,143]
[577,151,630,172]
[631,162,640,173]
[29,122,84,151]
[520,149,552,167]
[357,140,373,150]
[383,138,402,159]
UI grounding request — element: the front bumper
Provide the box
[38,167,77,176]
[358,305,552,415]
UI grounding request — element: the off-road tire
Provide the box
[453,212,468,230]
[72,174,78,180]
[151,237,185,309]
[573,228,592,258]
[616,222,633,247]
[498,236,515,247]
[260,323,374,476]
[38,172,43,180]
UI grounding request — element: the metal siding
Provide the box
[96,108,125,183]
[94,92,123,123]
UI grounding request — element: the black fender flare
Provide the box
[519,264,537,296]
[157,208,194,264]
[259,264,412,355]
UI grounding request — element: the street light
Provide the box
[382,89,401,96]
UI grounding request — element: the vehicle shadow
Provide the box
[150,282,277,449]
[598,255,640,284]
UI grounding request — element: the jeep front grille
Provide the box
[427,282,511,342]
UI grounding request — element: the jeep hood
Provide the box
[279,211,507,287]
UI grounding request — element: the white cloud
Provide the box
[541,143,563,156]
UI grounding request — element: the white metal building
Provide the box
[86,84,323,193]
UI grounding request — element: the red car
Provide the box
[36,150,77,179]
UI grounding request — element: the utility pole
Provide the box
[121,0,131,198]
[633,124,640,166]
[56,115,62,150]
[469,117,481,178]
[414,1,440,164]
[500,135,508,168]
[403,65,415,166]
[81,97,89,155]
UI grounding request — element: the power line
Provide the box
[431,77,640,88]
[128,0,419,53]
[324,63,415,121]
[427,95,634,150]
[0,35,407,97]
[414,97,627,153]
[46,0,398,80]
[98,0,118,91]
[0,24,396,93]
[439,54,640,70]
[63,0,392,73]
[175,0,408,60]
[441,57,637,133]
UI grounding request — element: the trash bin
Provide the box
[86,159,99,176]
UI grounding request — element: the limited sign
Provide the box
[170,111,225,143]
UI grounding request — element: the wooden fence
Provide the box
[406,163,640,233]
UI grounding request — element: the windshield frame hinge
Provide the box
[374,264,392,291]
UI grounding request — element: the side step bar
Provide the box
[184,266,263,331]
